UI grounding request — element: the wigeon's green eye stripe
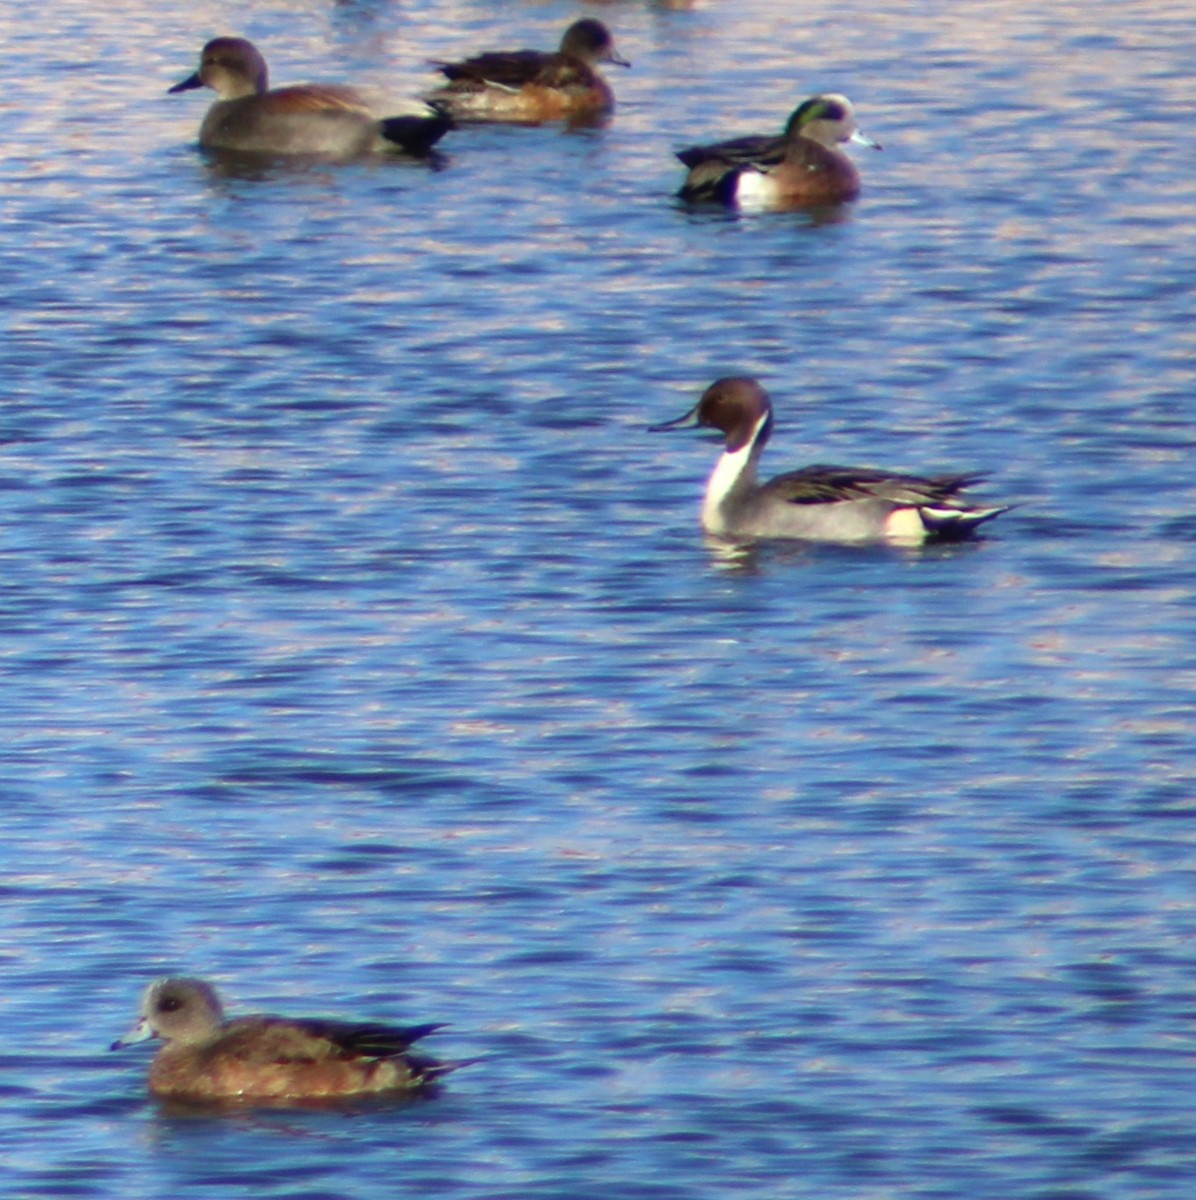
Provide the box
[112,976,468,1103]
[791,98,821,124]
[424,18,627,124]
[651,377,1008,545]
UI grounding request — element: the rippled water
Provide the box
[3,0,1196,1197]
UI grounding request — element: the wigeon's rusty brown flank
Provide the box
[169,37,452,158]
[677,94,880,209]
[112,977,460,1102]
[425,18,629,124]
[651,377,1009,544]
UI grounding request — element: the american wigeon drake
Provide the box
[677,94,880,208]
[169,37,452,158]
[651,377,1008,544]
[112,977,458,1102]
[425,18,630,123]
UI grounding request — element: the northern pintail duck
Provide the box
[112,977,459,1102]
[170,37,452,158]
[651,377,1008,544]
[677,94,880,208]
[425,18,630,123]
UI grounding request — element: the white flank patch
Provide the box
[883,506,929,544]
[733,169,777,209]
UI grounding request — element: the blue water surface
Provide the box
[2,0,1195,1197]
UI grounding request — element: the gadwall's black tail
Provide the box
[380,103,455,155]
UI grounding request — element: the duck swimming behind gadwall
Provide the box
[112,976,460,1102]
[651,377,1008,544]
[170,37,452,158]
[425,18,629,123]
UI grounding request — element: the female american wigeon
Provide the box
[677,94,880,209]
[169,37,452,158]
[112,977,457,1102]
[651,377,1007,544]
[424,18,630,123]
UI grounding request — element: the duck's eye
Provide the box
[158,995,184,1013]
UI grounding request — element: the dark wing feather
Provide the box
[285,1018,447,1059]
[677,133,790,203]
[211,1017,445,1068]
[677,155,760,204]
[765,465,985,507]
[676,132,786,170]
[435,49,550,88]
[435,49,599,93]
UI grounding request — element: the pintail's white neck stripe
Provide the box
[701,410,770,533]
